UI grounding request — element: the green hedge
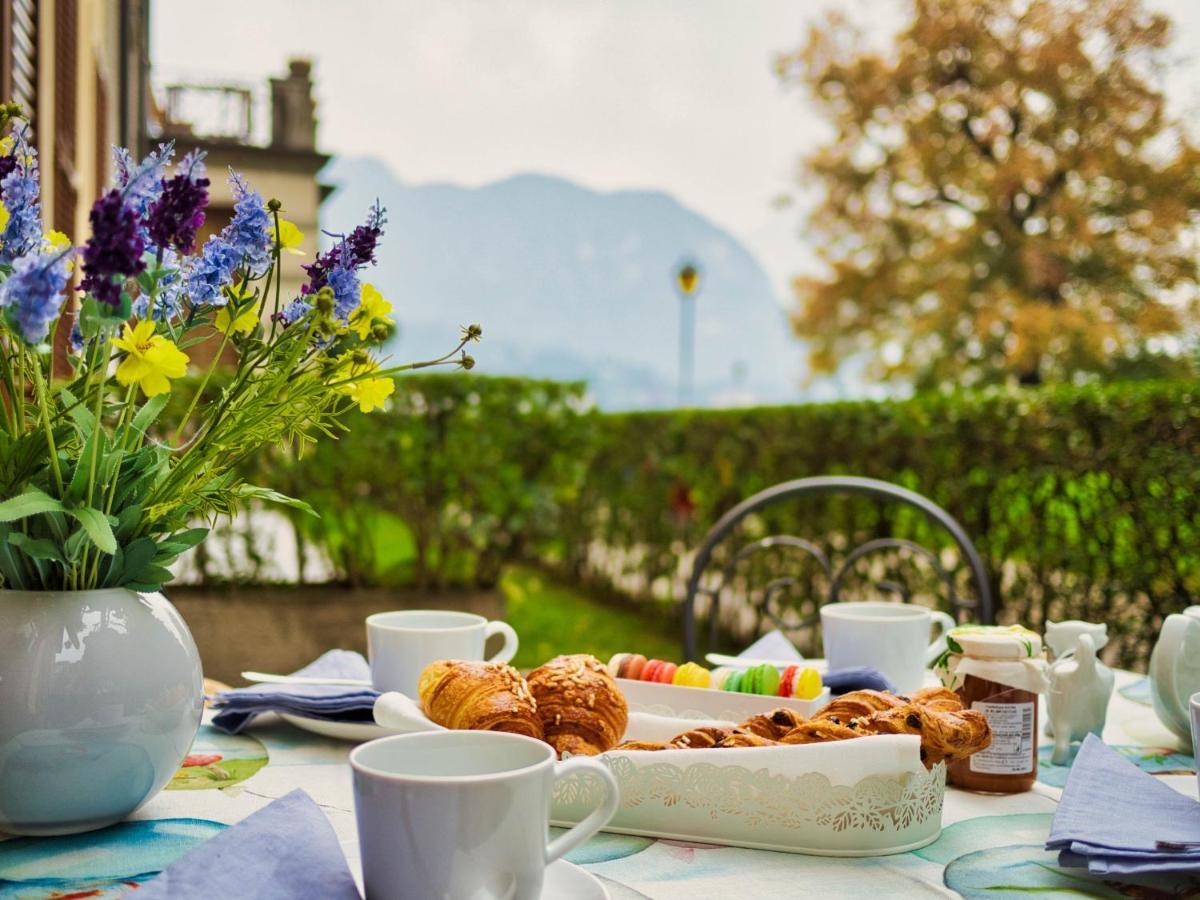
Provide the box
[559,381,1200,669]
[228,374,595,589]
[197,376,1198,670]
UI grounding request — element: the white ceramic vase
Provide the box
[0,589,204,835]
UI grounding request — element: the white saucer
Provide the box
[279,713,396,742]
[543,859,609,900]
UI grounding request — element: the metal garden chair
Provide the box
[681,475,994,661]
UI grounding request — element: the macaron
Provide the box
[608,653,647,680]
[779,665,799,698]
[795,667,823,700]
[673,662,711,688]
[754,664,781,696]
[655,661,678,684]
[721,669,745,692]
[642,659,673,682]
[711,667,734,690]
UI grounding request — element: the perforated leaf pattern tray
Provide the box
[552,734,945,856]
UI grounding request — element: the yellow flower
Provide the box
[44,230,70,251]
[111,320,190,397]
[349,283,394,340]
[348,376,394,413]
[337,357,395,413]
[215,305,258,335]
[270,219,305,255]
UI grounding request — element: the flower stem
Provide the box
[173,325,232,441]
[31,360,65,496]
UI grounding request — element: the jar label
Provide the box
[968,701,1035,775]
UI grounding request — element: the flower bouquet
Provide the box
[0,103,477,835]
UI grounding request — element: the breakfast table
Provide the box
[0,669,1196,899]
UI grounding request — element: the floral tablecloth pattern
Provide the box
[1,670,1196,899]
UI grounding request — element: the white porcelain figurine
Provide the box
[1045,621,1114,765]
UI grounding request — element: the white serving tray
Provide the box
[551,732,945,857]
[616,677,831,721]
[552,683,944,856]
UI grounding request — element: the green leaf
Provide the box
[126,563,174,587]
[118,537,158,579]
[233,485,318,516]
[8,532,66,563]
[165,527,208,549]
[67,427,106,503]
[131,393,170,436]
[66,506,118,554]
[0,488,65,522]
[57,387,96,439]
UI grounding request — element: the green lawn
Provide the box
[500,565,679,669]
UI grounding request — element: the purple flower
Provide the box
[0,247,73,344]
[302,201,385,294]
[0,128,42,265]
[80,189,146,308]
[147,150,209,254]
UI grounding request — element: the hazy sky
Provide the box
[152,0,1200,301]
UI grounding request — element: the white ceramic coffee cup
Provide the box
[366,610,518,695]
[1190,691,1200,796]
[351,730,620,900]
[820,601,955,693]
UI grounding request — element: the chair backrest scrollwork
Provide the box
[681,476,994,661]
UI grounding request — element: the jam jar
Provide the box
[933,626,1048,793]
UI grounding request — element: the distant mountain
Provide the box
[319,157,805,409]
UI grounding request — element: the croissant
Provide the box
[863,704,991,766]
[779,720,863,744]
[670,726,736,749]
[417,660,543,739]
[812,690,908,724]
[526,654,628,756]
[716,731,779,748]
[740,708,807,741]
[614,740,672,751]
[908,686,964,712]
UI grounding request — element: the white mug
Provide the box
[366,610,518,695]
[1190,692,1200,796]
[820,601,955,693]
[351,730,620,900]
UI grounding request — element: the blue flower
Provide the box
[0,127,42,265]
[277,297,312,326]
[326,256,360,322]
[184,170,270,307]
[225,170,270,276]
[114,142,174,220]
[0,247,73,344]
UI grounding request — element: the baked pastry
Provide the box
[670,726,737,749]
[866,703,991,766]
[812,690,908,724]
[526,654,629,756]
[739,708,806,740]
[417,660,543,739]
[779,719,863,744]
[716,731,779,748]
[613,740,672,751]
[908,686,964,712]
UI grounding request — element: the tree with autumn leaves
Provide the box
[779,0,1200,388]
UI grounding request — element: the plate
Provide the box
[543,859,608,899]
[278,713,396,742]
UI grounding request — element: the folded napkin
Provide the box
[737,629,896,694]
[1047,734,1200,875]
[130,789,359,899]
[212,650,378,735]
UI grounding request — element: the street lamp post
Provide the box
[674,260,701,407]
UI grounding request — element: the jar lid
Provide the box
[947,624,1042,659]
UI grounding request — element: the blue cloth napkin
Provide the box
[211,650,378,735]
[1047,734,1200,875]
[130,789,360,899]
[737,629,896,694]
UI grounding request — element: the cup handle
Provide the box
[544,756,620,865]
[484,620,519,664]
[925,611,957,665]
